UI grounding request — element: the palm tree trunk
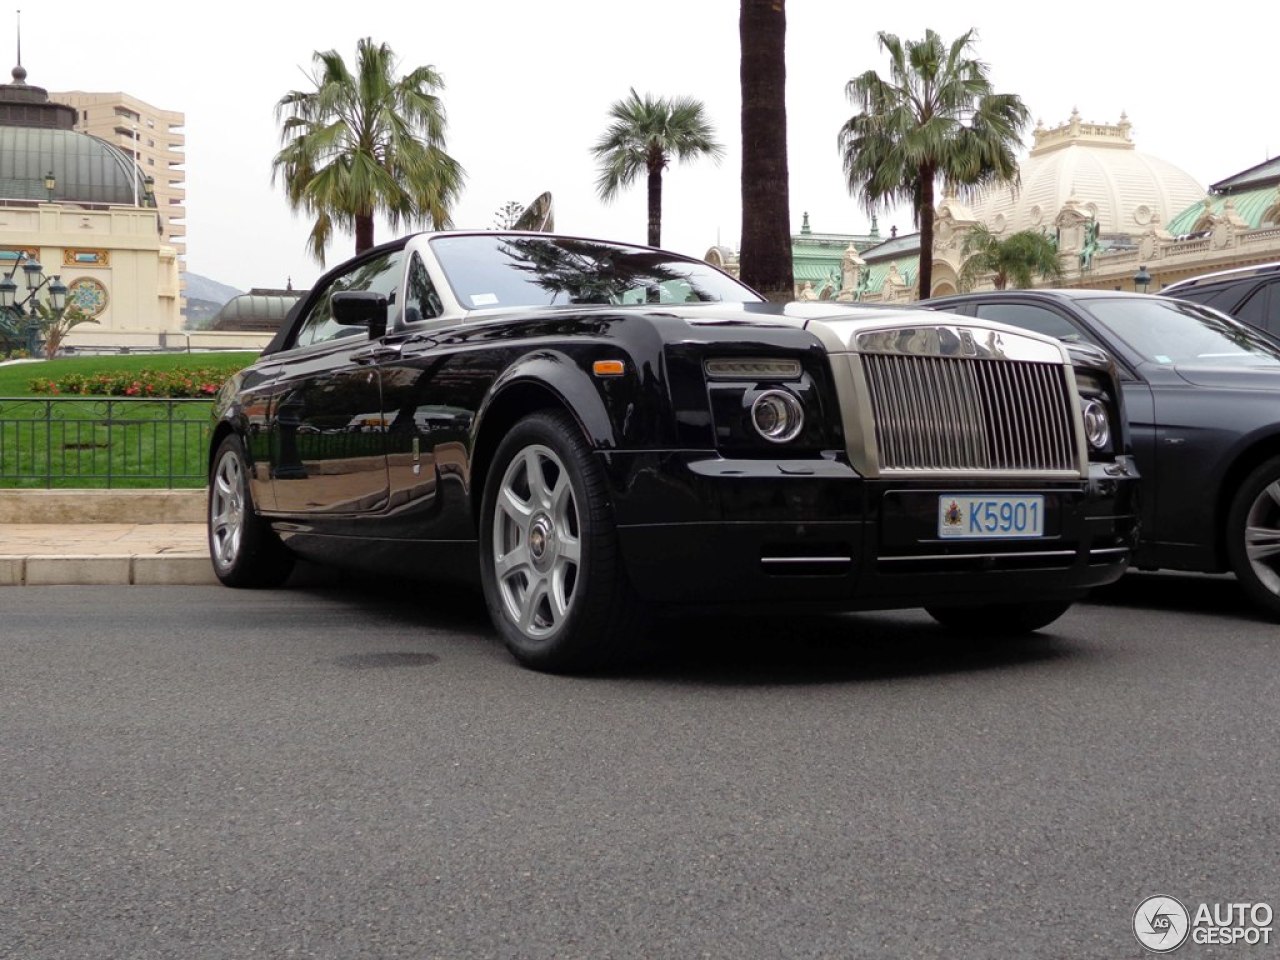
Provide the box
[917,169,935,299]
[355,212,376,254]
[738,0,793,303]
[647,163,663,248]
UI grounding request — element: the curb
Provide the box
[0,554,216,586]
[0,489,212,586]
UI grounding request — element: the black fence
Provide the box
[0,397,212,488]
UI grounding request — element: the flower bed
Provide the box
[27,366,231,398]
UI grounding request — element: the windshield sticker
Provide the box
[471,293,499,306]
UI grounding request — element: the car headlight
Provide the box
[750,390,805,443]
[1081,398,1111,451]
[702,355,824,450]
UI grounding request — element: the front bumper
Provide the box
[604,451,1138,610]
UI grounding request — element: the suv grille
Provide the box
[863,354,1077,473]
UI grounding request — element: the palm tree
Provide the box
[838,29,1029,299]
[592,89,724,248]
[738,0,794,301]
[273,37,465,266]
[958,226,1064,291]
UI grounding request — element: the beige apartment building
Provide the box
[49,91,186,260]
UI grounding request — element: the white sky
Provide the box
[23,0,1275,292]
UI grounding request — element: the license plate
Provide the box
[937,494,1044,539]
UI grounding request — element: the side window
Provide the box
[973,302,1089,343]
[404,252,443,324]
[293,250,405,348]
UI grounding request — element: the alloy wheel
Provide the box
[491,444,582,640]
[210,449,245,572]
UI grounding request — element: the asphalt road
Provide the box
[2,575,1276,959]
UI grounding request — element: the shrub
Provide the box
[27,366,233,398]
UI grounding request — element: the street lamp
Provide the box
[1134,264,1152,294]
[43,169,55,202]
[0,253,68,357]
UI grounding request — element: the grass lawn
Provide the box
[0,351,259,397]
[0,353,258,488]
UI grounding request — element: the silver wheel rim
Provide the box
[1245,478,1280,595]
[492,443,582,640]
[210,449,246,571]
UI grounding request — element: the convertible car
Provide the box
[208,232,1138,671]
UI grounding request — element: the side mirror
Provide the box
[331,291,389,339]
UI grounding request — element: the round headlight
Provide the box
[750,390,804,443]
[1081,398,1111,450]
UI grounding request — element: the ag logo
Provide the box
[1134,895,1190,953]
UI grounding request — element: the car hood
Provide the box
[1172,363,1280,390]
[678,301,1068,361]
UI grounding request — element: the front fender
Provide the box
[479,349,624,450]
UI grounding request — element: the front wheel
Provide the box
[1226,455,1280,620]
[478,410,643,672]
[925,600,1073,636]
[208,434,294,588]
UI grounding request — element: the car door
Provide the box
[268,249,405,515]
[375,247,486,541]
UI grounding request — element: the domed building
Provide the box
[926,111,1210,297]
[0,63,181,349]
[969,111,1204,244]
[717,111,1280,303]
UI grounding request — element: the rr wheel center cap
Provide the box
[529,514,556,572]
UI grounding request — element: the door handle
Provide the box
[351,343,404,364]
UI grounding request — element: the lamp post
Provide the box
[43,169,55,202]
[1134,264,1152,294]
[0,253,68,357]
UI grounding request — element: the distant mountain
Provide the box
[184,272,242,306]
[182,272,243,330]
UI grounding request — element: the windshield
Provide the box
[1081,297,1280,366]
[430,234,761,310]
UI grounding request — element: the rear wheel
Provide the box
[925,600,1073,636]
[1226,455,1280,620]
[208,434,294,588]
[479,410,643,672]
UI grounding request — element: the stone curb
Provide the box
[0,489,211,586]
[0,553,216,586]
[0,489,206,524]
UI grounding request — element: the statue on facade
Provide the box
[1079,218,1100,271]
[838,243,865,302]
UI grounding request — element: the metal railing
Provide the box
[0,397,212,488]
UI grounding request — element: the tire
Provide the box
[925,600,1073,636]
[208,434,294,589]
[478,410,644,672]
[1226,455,1280,620]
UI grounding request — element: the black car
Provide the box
[926,289,1280,619]
[1163,263,1280,338]
[208,232,1137,671]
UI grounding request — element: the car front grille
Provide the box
[862,353,1078,473]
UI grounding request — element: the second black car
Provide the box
[926,289,1280,619]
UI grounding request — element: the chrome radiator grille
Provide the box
[862,354,1078,472]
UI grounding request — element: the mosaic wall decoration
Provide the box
[68,277,109,317]
[63,248,111,268]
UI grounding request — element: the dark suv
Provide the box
[1163,263,1280,336]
